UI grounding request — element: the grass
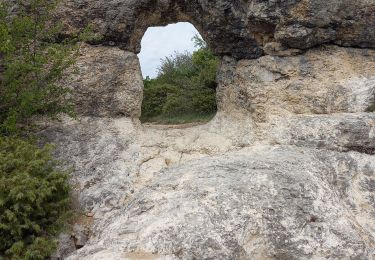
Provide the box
[140,113,216,125]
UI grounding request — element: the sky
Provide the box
[138,22,200,79]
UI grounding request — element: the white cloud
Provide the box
[137,22,200,79]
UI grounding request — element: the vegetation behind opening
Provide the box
[141,35,219,124]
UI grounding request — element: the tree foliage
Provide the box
[141,34,219,123]
[0,0,80,136]
[0,1,79,258]
[0,137,71,259]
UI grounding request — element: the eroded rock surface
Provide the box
[42,114,375,259]
[40,43,375,259]
[65,44,143,117]
[67,44,375,118]
[217,46,375,118]
[37,0,375,258]
[64,146,375,259]
[57,0,375,59]
[41,112,375,259]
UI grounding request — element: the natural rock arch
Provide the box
[59,0,260,59]
[57,0,375,60]
[39,0,375,259]
[57,0,375,119]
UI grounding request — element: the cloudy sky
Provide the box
[138,22,200,78]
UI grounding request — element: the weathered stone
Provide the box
[266,113,375,153]
[72,224,89,249]
[40,110,375,259]
[64,146,375,259]
[51,234,76,260]
[67,44,375,117]
[66,44,143,117]
[35,0,375,258]
[39,116,140,217]
[217,45,375,119]
[56,0,375,59]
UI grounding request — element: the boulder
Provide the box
[65,146,375,259]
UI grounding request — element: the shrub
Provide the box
[142,83,181,119]
[161,93,190,117]
[0,137,71,259]
[0,0,81,136]
[0,1,84,257]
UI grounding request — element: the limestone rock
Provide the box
[217,45,375,119]
[67,44,374,117]
[267,113,375,154]
[37,38,375,259]
[39,116,140,217]
[34,1,375,257]
[56,0,375,59]
[40,109,375,259]
[65,146,375,259]
[71,224,89,249]
[65,44,143,117]
[51,234,76,260]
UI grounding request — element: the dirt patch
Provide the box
[142,121,210,129]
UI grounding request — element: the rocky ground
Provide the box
[42,109,375,259]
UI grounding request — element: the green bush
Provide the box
[0,1,84,258]
[0,0,82,136]
[142,83,181,118]
[0,137,71,259]
[141,35,219,124]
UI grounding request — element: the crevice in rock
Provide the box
[345,146,375,155]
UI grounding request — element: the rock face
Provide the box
[217,46,375,118]
[42,111,375,259]
[66,44,143,117]
[67,44,375,118]
[42,113,375,259]
[38,0,375,259]
[57,0,375,59]
[63,146,375,259]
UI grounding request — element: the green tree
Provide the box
[0,0,79,136]
[141,34,219,123]
[0,1,83,258]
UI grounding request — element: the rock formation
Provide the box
[56,0,375,59]
[41,0,375,259]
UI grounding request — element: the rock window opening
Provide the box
[138,22,218,125]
